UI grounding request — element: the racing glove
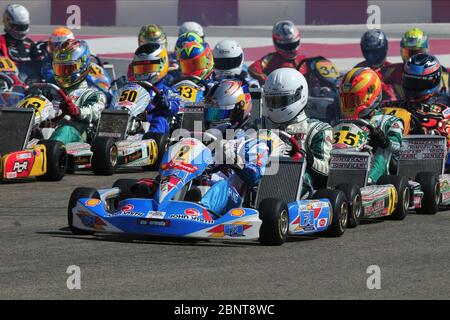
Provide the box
[369,127,390,149]
[153,91,170,111]
[60,98,80,119]
[215,140,244,171]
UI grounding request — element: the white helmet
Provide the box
[264,68,308,123]
[179,21,204,38]
[213,40,244,77]
[3,4,30,40]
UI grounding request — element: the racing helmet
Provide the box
[400,28,429,63]
[272,20,301,60]
[339,67,382,119]
[360,29,388,68]
[179,21,204,39]
[175,32,204,62]
[131,43,169,84]
[3,4,30,40]
[204,79,252,129]
[213,40,244,78]
[179,41,214,80]
[48,26,75,53]
[53,39,91,88]
[264,68,309,123]
[402,53,442,101]
[138,24,168,48]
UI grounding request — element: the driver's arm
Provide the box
[309,124,333,177]
[235,137,270,186]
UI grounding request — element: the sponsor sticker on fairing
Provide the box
[85,199,101,207]
[318,218,328,227]
[146,211,166,219]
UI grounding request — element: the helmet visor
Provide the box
[402,73,441,92]
[214,55,243,70]
[264,87,303,109]
[401,47,428,61]
[10,22,29,32]
[275,40,300,51]
[204,107,232,123]
[53,61,83,77]
[132,60,161,76]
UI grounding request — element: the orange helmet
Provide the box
[48,26,74,53]
[339,67,382,119]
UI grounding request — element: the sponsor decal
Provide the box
[12,161,28,173]
[146,211,166,219]
[16,152,32,160]
[76,211,106,230]
[230,208,245,217]
[6,172,17,179]
[137,218,170,227]
[184,208,200,217]
[160,176,181,194]
[160,161,198,174]
[365,199,384,215]
[121,204,134,212]
[170,214,214,224]
[85,199,101,207]
[318,218,328,227]
[207,222,251,238]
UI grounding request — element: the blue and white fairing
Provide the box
[71,137,334,240]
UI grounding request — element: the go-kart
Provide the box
[66,81,168,175]
[0,107,66,182]
[67,130,349,245]
[327,118,444,228]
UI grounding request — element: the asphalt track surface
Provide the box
[1,25,450,300]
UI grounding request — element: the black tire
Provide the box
[36,140,67,181]
[91,137,118,176]
[112,178,138,200]
[184,186,202,202]
[68,187,100,235]
[415,172,440,215]
[142,132,169,171]
[258,198,289,246]
[335,184,362,228]
[377,175,410,220]
[312,189,348,237]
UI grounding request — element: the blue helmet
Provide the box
[360,29,388,68]
[402,54,442,101]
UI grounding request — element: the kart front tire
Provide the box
[36,140,67,181]
[335,184,362,228]
[258,198,289,246]
[91,137,118,176]
[415,172,440,215]
[312,189,348,237]
[68,187,100,235]
[143,132,169,171]
[113,178,139,200]
[378,175,410,220]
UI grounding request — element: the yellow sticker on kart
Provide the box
[316,60,339,78]
[381,107,411,134]
[176,85,199,103]
[0,57,18,73]
[333,124,364,147]
[18,96,47,116]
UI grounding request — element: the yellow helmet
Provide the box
[400,28,429,62]
[131,43,168,84]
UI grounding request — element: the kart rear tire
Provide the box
[415,172,440,215]
[312,189,348,237]
[36,140,67,181]
[258,198,289,246]
[91,137,118,176]
[142,132,169,171]
[113,178,139,200]
[335,184,362,228]
[378,175,410,220]
[68,187,100,235]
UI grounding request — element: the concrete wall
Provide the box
[116,0,178,26]
[239,0,306,25]
[369,0,432,24]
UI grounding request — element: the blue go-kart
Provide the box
[67,131,348,245]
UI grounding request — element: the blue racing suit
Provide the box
[146,79,181,134]
[200,128,270,215]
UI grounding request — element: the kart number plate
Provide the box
[177,85,198,103]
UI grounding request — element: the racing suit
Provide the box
[355,60,397,102]
[0,33,34,79]
[266,111,333,193]
[366,112,403,183]
[145,79,180,134]
[200,127,270,215]
[50,80,107,144]
[248,52,307,85]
